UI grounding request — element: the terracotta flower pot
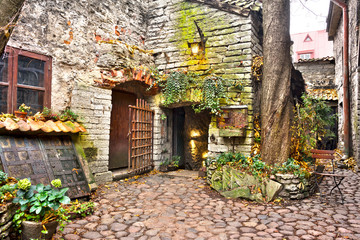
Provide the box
[14,111,28,119]
[21,220,58,240]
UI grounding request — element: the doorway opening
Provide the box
[172,107,211,170]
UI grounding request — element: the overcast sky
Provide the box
[290,0,331,34]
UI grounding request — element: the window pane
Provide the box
[0,86,8,113]
[0,55,8,83]
[17,88,44,113]
[17,55,45,87]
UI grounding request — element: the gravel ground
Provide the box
[55,169,360,240]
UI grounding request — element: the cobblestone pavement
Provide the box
[56,170,360,240]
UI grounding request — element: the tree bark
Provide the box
[261,0,293,165]
[0,0,26,56]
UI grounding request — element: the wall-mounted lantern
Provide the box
[187,21,207,56]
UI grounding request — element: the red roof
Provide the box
[0,118,86,133]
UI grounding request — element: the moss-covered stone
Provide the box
[84,147,98,162]
[209,166,283,202]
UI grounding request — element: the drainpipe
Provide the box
[331,0,350,157]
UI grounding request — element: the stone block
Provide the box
[94,171,113,184]
[265,180,283,202]
[221,187,251,199]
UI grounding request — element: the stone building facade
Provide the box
[294,57,336,90]
[327,0,360,159]
[2,0,263,185]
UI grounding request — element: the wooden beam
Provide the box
[187,0,251,17]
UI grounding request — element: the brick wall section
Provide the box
[71,84,113,184]
[294,60,335,89]
[146,0,262,163]
[7,0,151,184]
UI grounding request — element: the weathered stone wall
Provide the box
[146,0,262,164]
[294,60,335,89]
[146,98,174,168]
[331,0,360,160]
[7,0,152,184]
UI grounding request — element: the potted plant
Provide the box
[14,104,31,119]
[159,156,180,172]
[12,178,70,240]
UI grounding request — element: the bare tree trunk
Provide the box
[261,0,293,165]
[0,0,26,55]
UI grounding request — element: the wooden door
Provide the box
[109,91,136,169]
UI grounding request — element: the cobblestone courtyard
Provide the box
[57,170,360,240]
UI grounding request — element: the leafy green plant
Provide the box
[18,104,31,113]
[160,114,167,121]
[0,171,8,184]
[60,200,95,218]
[149,69,240,115]
[39,107,79,122]
[12,178,71,234]
[0,171,17,204]
[160,155,181,168]
[290,93,337,167]
[59,108,79,122]
[193,75,227,115]
[213,152,309,181]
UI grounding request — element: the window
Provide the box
[0,47,51,113]
[304,34,312,42]
[299,53,312,60]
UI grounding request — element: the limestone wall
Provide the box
[6,0,152,184]
[5,0,263,181]
[146,0,263,163]
[331,0,360,160]
[294,60,335,89]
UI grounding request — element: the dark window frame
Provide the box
[0,46,52,113]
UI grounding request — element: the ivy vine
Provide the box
[149,69,242,115]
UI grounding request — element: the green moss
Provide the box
[172,2,235,68]
[84,147,98,162]
[72,136,96,184]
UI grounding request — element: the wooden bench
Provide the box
[311,149,346,203]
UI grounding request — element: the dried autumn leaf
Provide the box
[115,26,120,36]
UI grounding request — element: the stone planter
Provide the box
[21,220,58,240]
[275,173,309,200]
[0,202,17,239]
[159,165,178,172]
[218,128,246,137]
[274,166,324,200]
[209,166,283,202]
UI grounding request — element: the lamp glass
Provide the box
[191,43,200,55]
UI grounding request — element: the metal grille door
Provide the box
[0,135,90,198]
[128,99,154,174]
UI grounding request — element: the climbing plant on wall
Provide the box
[149,69,242,115]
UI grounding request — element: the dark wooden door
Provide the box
[173,108,185,167]
[109,91,136,169]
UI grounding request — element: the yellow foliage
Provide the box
[251,56,263,81]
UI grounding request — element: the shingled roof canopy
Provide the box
[187,0,262,17]
[0,118,86,134]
